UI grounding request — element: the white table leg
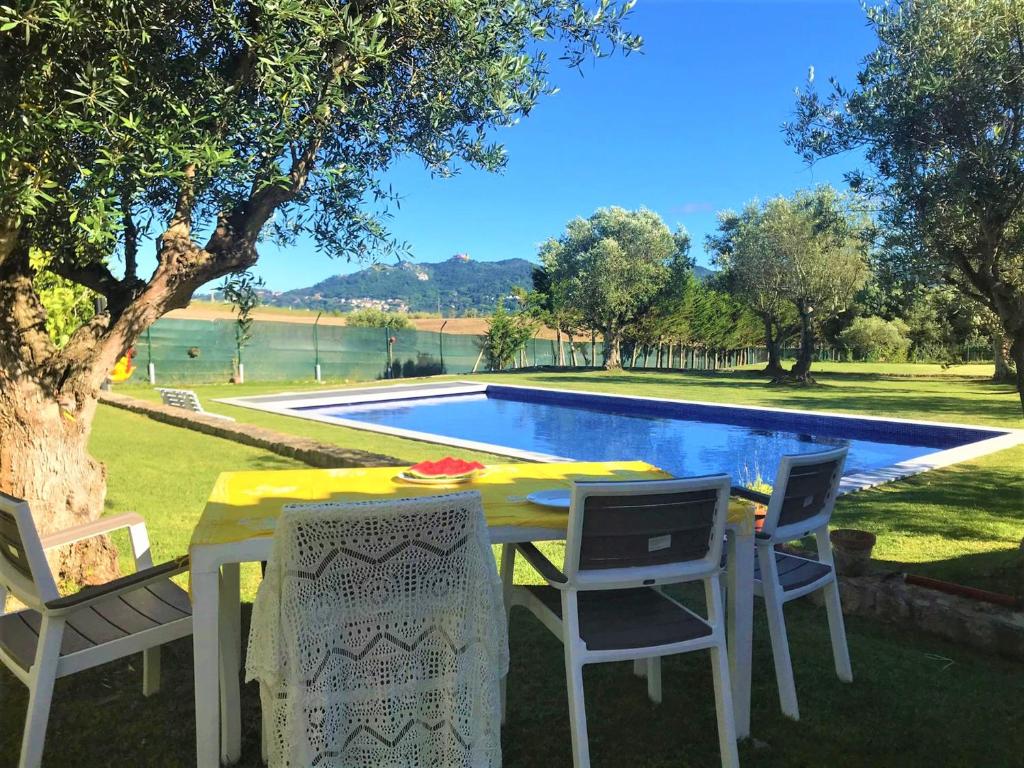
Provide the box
[499,542,515,724]
[192,566,221,768]
[726,528,754,739]
[220,563,242,763]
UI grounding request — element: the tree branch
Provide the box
[121,192,138,282]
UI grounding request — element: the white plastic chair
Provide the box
[0,491,191,768]
[732,446,852,720]
[246,491,508,768]
[508,476,739,768]
[156,388,234,420]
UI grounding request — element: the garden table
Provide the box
[189,460,756,767]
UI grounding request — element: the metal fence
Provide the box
[133,317,767,385]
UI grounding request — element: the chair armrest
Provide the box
[730,485,771,506]
[45,555,190,615]
[514,542,568,585]
[40,512,154,570]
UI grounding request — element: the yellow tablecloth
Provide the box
[191,461,755,553]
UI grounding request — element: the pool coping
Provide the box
[216,380,1024,496]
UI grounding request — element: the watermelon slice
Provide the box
[405,457,486,479]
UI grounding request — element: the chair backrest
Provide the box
[157,388,203,412]
[0,492,59,609]
[562,475,731,589]
[245,491,507,768]
[760,446,848,542]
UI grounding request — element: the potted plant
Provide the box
[830,529,877,576]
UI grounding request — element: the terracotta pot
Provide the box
[753,504,768,533]
[830,528,876,577]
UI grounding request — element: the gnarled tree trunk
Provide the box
[0,379,118,584]
[762,316,786,377]
[993,330,1016,383]
[788,302,816,383]
[602,325,622,369]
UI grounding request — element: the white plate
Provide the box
[526,489,571,509]
[395,471,480,485]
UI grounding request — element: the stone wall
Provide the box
[825,574,1024,661]
[99,391,399,468]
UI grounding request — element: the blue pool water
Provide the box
[305,387,996,482]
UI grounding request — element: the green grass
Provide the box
[117,364,1024,594]
[1,365,1020,765]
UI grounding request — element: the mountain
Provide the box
[267,256,537,314]
[693,264,714,280]
[263,256,719,315]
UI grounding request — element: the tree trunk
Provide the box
[761,317,786,377]
[993,331,1016,382]
[556,329,564,366]
[602,327,621,369]
[0,379,119,585]
[1010,334,1024,415]
[789,304,816,382]
[568,333,577,366]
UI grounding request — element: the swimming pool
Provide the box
[220,381,1020,493]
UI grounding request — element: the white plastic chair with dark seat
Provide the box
[0,491,192,768]
[509,476,739,768]
[732,446,852,721]
[156,388,234,420]
[246,491,508,768]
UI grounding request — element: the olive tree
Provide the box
[787,0,1024,409]
[539,207,691,368]
[708,188,869,382]
[782,188,871,380]
[706,202,797,376]
[0,0,641,578]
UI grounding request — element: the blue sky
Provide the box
[252,0,877,291]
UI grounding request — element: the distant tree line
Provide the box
[485,184,1010,381]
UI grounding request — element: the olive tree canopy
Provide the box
[786,0,1024,407]
[0,0,641,579]
[539,207,691,368]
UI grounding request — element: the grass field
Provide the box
[118,363,1024,594]
[2,364,1019,766]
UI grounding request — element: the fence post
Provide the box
[313,312,323,382]
[439,320,448,373]
[145,326,156,384]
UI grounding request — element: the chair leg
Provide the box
[823,578,853,682]
[709,642,740,768]
[759,547,800,720]
[565,658,590,768]
[500,543,515,724]
[142,647,161,696]
[561,591,590,768]
[20,618,63,768]
[645,657,662,704]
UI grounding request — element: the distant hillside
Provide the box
[262,256,717,315]
[267,256,537,314]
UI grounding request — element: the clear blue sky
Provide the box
[251,0,876,291]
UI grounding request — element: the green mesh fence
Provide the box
[138,318,764,385]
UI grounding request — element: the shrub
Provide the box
[481,303,534,370]
[838,316,911,362]
[344,307,412,329]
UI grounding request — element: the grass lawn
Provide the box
[117,363,1024,594]
[0,389,1020,765]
